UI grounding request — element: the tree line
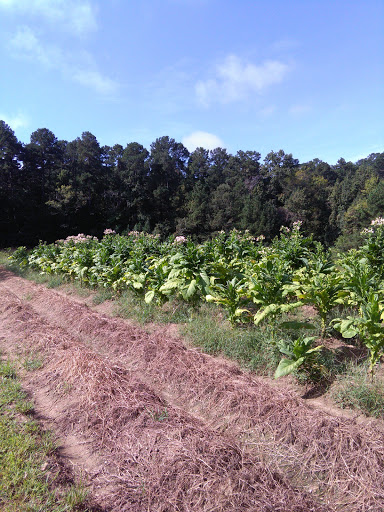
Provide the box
[1,120,383,248]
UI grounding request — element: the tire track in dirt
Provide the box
[1,267,384,511]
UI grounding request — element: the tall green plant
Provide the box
[337,251,379,311]
[284,265,346,337]
[361,217,384,275]
[274,336,323,378]
[333,293,384,378]
[206,276,251,325]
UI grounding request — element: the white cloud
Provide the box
[182,131,224,151]
[9,26,118,95]
[0,112,29,130]
[0,0,97,35]
[73,70,118,95]
[196,54,290,106]
[10,26,64,68]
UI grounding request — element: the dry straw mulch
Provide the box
[1,268,384,511]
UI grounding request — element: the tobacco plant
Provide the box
[284,264,346,337]
[206,276,252,325]
[274,336,323,379]
[333,292,384,378]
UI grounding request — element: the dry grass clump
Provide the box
[29,290,384,511]
[2,270,384,510]
[0,283,328,510]
[43,345,330,512]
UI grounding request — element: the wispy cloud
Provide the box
[72,69,118,95]
[9,26,118,95]
[0,111,29,130]
[0,0,97,35]
[182,131,224,151]
[196,54,290,106]
[10,26,63,67]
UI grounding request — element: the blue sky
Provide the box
[1,0,383,164]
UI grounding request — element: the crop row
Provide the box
[10,219,384,378]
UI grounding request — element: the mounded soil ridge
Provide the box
[1,267,384,511]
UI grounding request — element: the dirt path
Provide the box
[1,268,384,511]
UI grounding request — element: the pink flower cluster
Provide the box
[292,220,303,231]
[56,233,98,244]
[173,235,187,244]
[361,217,384,235]
[280,220,302,235]
[103,228,116,235]
[371,217,384,226]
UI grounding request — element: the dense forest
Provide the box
[1,120,383,248]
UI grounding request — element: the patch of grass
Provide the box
[329,362,384,418]
[116,289,195,324]
[0,359,92,511]
[64,483,89,508]
[65,281,92,297]
[146,407,169,422]
[0,249,14,266]
[45,274,66,288]
[0,358,17,379]
[27,271,66,289]
[92,288,115,305]
[22,352,44,372]
[182,305,281,375]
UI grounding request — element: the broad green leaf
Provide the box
[254,301,303,325]
[170,252,182,263]
[234,308,250,317]
[159,279,180,291]
[254,304,280,325]
[168,268,181,279]
[145,290,155,304]
[305,345,323,355]
[199,271,210,286]
[185,279,197,298]
[206,294,221,303]
[280,301,303,312]
[274,357,305,379]
[334,318,359,338]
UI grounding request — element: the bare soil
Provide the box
[1,267,384,511]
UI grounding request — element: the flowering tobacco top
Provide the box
[56,234,98,244]
[173,235,188,244]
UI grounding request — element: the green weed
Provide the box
[146,407,169,421]
[64,483,89,508]
[0,359,17,379]
[182,306,281,375]
[330,363,384,418]
[117,289,195,324]
[92,287,115,305]
[22,353,44,371]
[0,358,92,511]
